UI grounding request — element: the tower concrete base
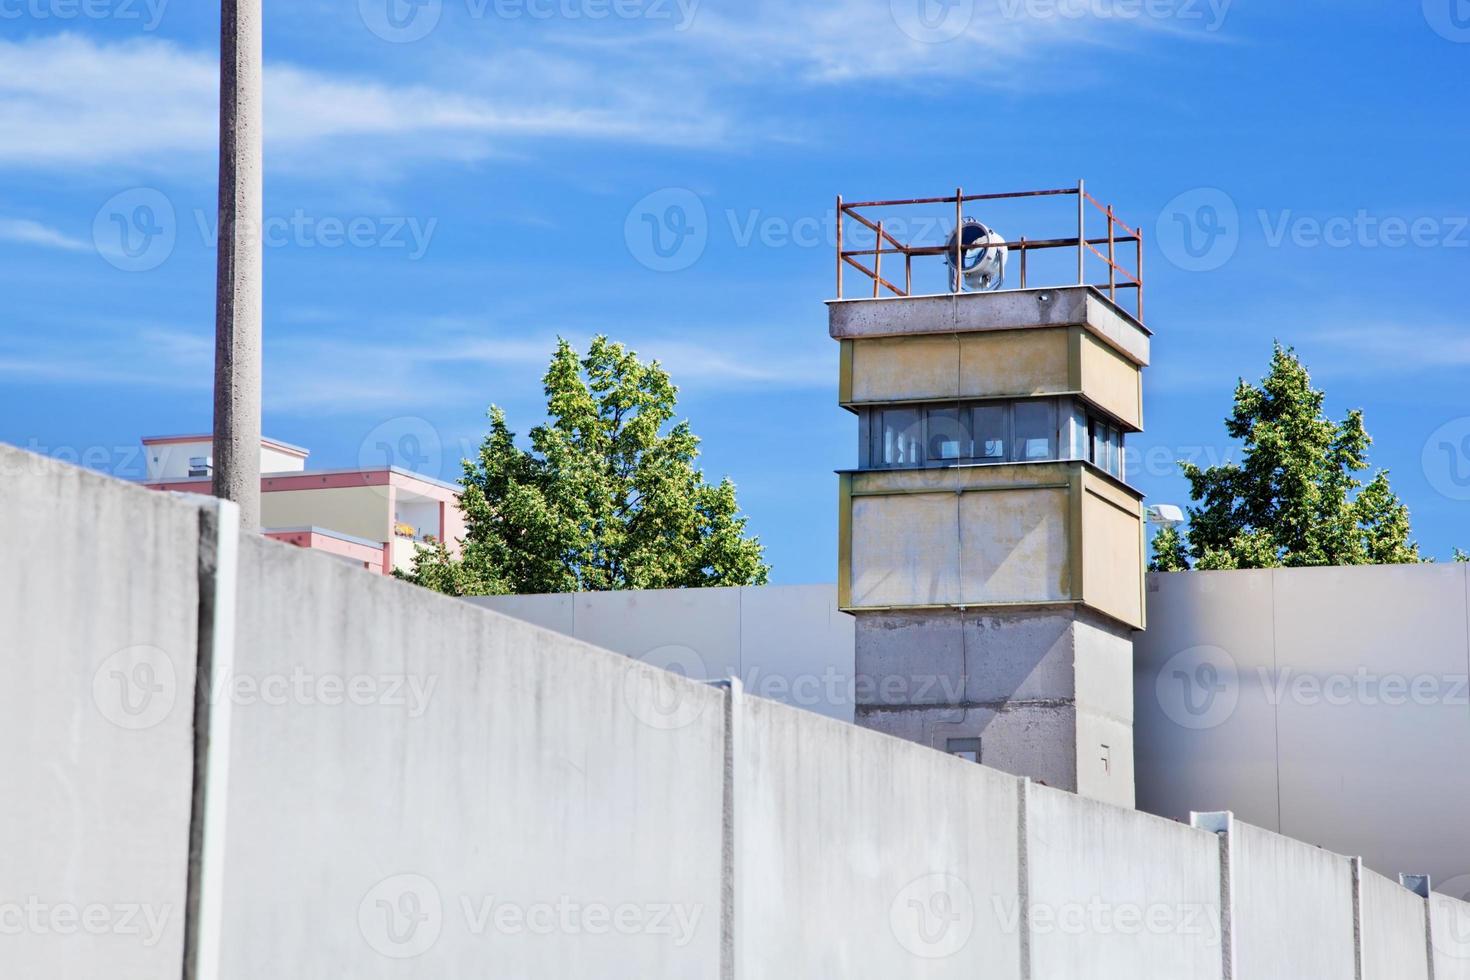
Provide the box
[853,605,1136,808]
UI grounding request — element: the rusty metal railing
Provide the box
[835,181,1145,325]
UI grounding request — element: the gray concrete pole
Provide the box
[211,0,263,531]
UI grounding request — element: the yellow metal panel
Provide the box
[1080,332,1144,430]
[845,462,1143,622]
[1080,468,1144,512]
[1068,466,1085,601]
[849,335,958,403]
[1067,325,1083,391]
[261,487,390,543]
[959,487,1071,603]
[849,493,961,608]
[958,328,1070,399]
[838,340,853,405]
[1081,484,1146,628]
[837,474,853,610]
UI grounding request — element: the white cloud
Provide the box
[0,35,216,169]
[554,0,1229,86]
[0,324,210,387]
[0,7,1221,175]
[0,217,89,251]
[1308,323,1470,374]
[0,33,730,175]
[262,324,828,414]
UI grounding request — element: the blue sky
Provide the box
[2,0,1468,580]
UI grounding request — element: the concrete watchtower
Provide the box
[832,184,1149,807]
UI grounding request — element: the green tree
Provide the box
[1151,344,1422,571]
[1147,525,1191,573]
[401,336,771,596]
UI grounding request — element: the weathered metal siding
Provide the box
[847,463,1074,611]
[1079,329,1145,429]
[1081,470,1147,628]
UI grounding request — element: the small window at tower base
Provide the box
[946,738,982,764]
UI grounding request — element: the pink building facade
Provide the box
[140,435,465,575]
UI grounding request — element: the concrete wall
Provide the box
[736,696,1022,979]
[467,584,856,723]
[1136,564,1470,892]
[1362,868,1431,980]
[219,533,728,978]
[853,605,1136,808]
[1027,785,1222,978]
[1229,819,1357,980]
[0,446,204,978]
[1434,893,1470,980]
[7,443,1470,979]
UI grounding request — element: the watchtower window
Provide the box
[873,408,922,466]
[1013,401,1058,461]
[926,408,970,461]
[1088,415,1125,478]
[865,399,1066,469]
[972,405,1008,461]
